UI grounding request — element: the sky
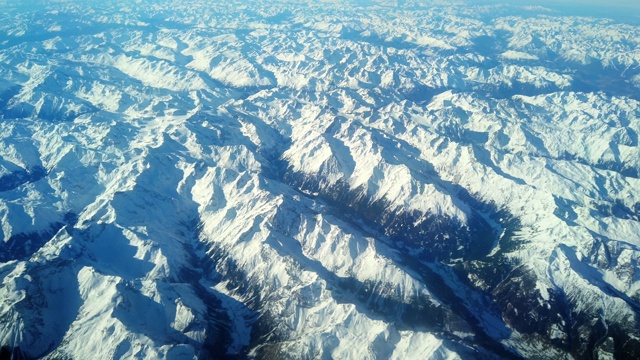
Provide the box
[496,0,640,9]
[471,0,640,22]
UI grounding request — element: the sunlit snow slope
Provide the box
[1,0,640,359]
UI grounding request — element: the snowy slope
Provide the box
[1,0,640,359]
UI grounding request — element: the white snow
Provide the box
[0,1,639,359]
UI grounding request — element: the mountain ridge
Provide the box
[1,0,640,358]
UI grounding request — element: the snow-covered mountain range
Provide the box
[1,0,639,358]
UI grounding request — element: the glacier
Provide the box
[1,0,640,359]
